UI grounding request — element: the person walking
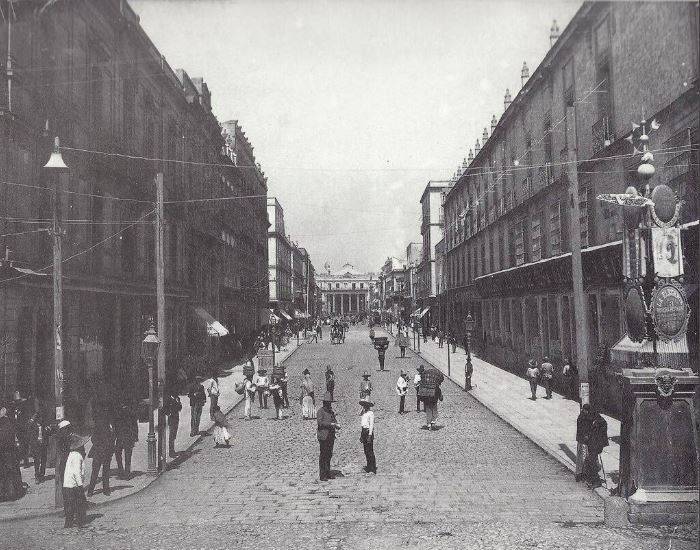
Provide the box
[325,366,335,402]
[255,368,269,409]
[50,419,73,498]
[188,379,207,436]
[526,359,540,400]
[0,404,24,501]
[317,392,340,482]
[399,329,408,358]
[449,333,457,353]
[269,376,284,420]
[207,371,221,420]
[540,357,554,399]
[359,398,376,474]
[413,366,423,412]
[211,405,232,448]
[420,367,444,430]
[437,329,444,348]
[86,407,114,497]
[575,404,593,482]
[244,371,256,421]
[163,388,182,459]
[562,358,578,400]
[396,370,408,414]
[27,411,48,484]
[369,326,375,343]
[280,367,290,408]
[63,435,90,528]
[359,371,372,400]
[300,369,316,420]
[583,406,608,488]
[113,395,138,477]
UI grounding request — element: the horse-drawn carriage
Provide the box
[330,323,345,344]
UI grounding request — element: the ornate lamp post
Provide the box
[464,313,475,391]
[141,320,160,476]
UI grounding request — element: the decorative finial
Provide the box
[467,148,474,163]
[550,20,560,46]
[475,139,481,154]
[491,114,497,132]
[521,61,529,87]
[504,88,512,110]
[482,127,488,142]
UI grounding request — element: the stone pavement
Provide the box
[1,325,695,549]
[0,339,300,522]
[403,330,621,493]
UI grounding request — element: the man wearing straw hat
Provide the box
[317,392,341,482]
[359,397,376,474]
[63,434,90,528]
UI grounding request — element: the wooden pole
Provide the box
[566,106,589,402]
[155,172,166,470]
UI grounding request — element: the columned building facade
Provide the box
[317,263,375,317]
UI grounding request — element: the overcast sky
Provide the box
[131,0,581,273]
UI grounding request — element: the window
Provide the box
[336,283,340,289]
[498,230,504,270]
[549,202,562,256]
[531,215,542,262]
[579,187,590,248]
[562,58,575,107]
[543,117,552,164]
[352,283,356,290]
[360,283,364,289]
[514,220,525,266]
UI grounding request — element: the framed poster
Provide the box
[651,280,689,341]
[651,227,683,278]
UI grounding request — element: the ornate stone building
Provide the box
[317,263,374,317]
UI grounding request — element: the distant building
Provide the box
[405,242,422,316]
[317,263,374,317]
[378,256,409,322]
[267,198,293,319]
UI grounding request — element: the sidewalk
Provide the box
[398,330,620,495]
[0,339,301,522]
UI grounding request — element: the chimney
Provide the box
[475,139,481,154]
[482,127,489,142]
[504,88,512,110]
[521,61,529,88]
[467,148,474,163]
[550,20,560,46]
[491,114,497,132]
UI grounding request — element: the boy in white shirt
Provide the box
[359,398,376,474]
[63,435,89,528]
[396,371,408,414]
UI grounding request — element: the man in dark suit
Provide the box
[316,392,341,481]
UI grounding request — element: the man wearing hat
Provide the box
[317,392,341,481]
[325,366,335,402]
[63,434,90,528]
[396,370,408,414]
[359,372,372,400]
[526,359,540,400]
[255,368,269,409]
[540,357,554,399]
[413,366,424,413]
[359,397,376,474]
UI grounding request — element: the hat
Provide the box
[362,371,370,378]
[325,365,332,371]
[400,370,407,376]
[359,398,374,407]
[528,359,537,368]
[69,434,91,451]
[57,420,71,430]
[302,368,310,375]
[12,391,26,402]
[321,391,335,403]
[417,365,425,373]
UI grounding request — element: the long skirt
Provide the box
[302,396,316,419]
[0,449,24,502]
[213,426,231,445]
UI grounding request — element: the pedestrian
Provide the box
[575,404,593,482]
[465,358,474,390]
[280,367,290,408]
[27,411,48,484]
[377,343,387,370]
[562,358,578,400]
[325,365,335,402]
[211,405,232,447]
[317,322,323,340]
[163,388,182,459]
[51,419,73,496]
[449,333,457,353]
[0,404,24,502]
[255,368,269,409]
[359,398,377,474]
[526,359,540,400]
[86,406,114,497]
[207,370,220,420]
[63,434,90,528]
[419,367,444,430]
[244,370,256,421]
[413,366,423,412]
[438,329,444,348]
[359,371,372,399]
[176,366,188,395]
[369,327,375,342]
[540,357,554,399]
[300,368,316,420]
[269,376,284,420]
[583,406,608,488]
[317,392,340,482]
[113,395,138,477]
[188,379,207,436]
[396,370,408,413]
[399,329,408,358]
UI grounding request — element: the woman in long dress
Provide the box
[212,405,231,447]
[300,369,316,420]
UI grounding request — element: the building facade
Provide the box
[378,256,409,323]
[294,247,317,319]
[441,2,698,396]
[267,197,293,316]
[317,263,374,317]
[405,242,422,315]
[0,0,269,417]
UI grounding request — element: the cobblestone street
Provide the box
[1,327,695,549]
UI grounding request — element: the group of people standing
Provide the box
[525,357,578,400]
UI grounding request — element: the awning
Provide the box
[611,334,689,369]
[261,308,280,325]
[194,307,229,337]
[279,310,293,321]
[417,306,430,318]
[410,308,421,317]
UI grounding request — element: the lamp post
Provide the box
[270,314,278,367]
[141,320,160,476]
[464,313,475,391]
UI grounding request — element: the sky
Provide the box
[131,0,581,273]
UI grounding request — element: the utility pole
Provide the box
[566,106,589,404]
[44,137,67,507]
[155,172,166,470]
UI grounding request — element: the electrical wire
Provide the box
[0,228,49,238]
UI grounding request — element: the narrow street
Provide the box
[1,326,689,550]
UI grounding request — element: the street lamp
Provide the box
[464,313,475,391]
[269,314,278,367]
[141,320,160,475]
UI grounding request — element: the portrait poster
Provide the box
[651,227,683,278]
